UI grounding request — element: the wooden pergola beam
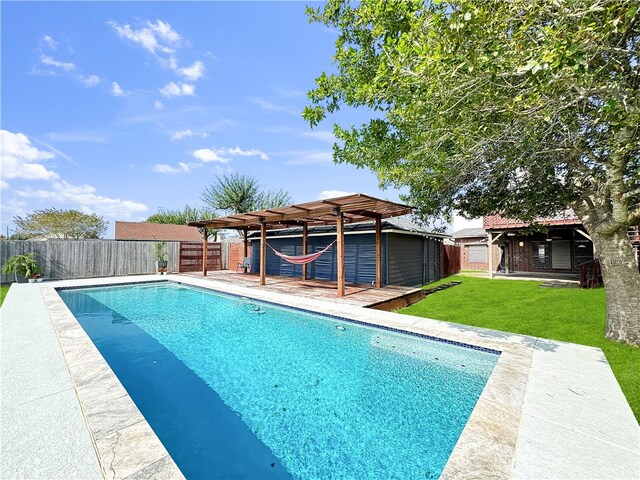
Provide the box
[375,216,382,288]
[336,211,345,297]
[260,223,267,286]
[302,222,308,281]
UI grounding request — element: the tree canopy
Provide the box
[13,209,107,240]
[146,204,217,238]
[201,173,292,214]
[146,205,217,225]
[304,0,640,344]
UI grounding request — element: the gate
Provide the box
[178,242,222,273]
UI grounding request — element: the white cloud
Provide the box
[282,150,333,165]
[452,212,482,232]
[80,74,101,87]
[43,35,58,50]
[192,148,229,163]
[249,97,295,114]
[170,129,208,141]
[110,81,130,97]
[0,180,8,189]
[159,81,195,98]
[153,162,195,174]
[40,54,75,71]
[44,131,108,143]
[15,180,148,218]
[154,100,164,110]
[219,146,269,161]
[39,54,100,88]
[177,61,204,81]
[148,20,181,44]
[0,130,59,181]
[319,190,356,200]
[302,130,336,143]
[109,19,180,56]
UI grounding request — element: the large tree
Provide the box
[304,0,640,344]
[13,209,107,239]
[146,204,217,237]
[201,173,292,214]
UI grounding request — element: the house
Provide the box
[247,217,449,287]
[114,221,202,242]
[452,227,499,271]
[483,213,594,277]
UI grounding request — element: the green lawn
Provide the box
[0,285,9,306]
[400,275,640,421]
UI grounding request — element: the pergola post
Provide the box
[336,210,345,297]
[260,222,267,286]
[243,228,249,273]
[301,222,308,281]
[375,216,382,288]
[202,230,208,276]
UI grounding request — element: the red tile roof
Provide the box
[115,221,202,241]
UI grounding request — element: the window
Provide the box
[467,244,487,263]
[532,241,550,268]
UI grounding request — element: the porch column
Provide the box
[488,231,493,278]
[505,241,510,274]
[260,222,267,285]
[375,216,382,288]
[336,211,345,297]
[302,222,308,281]
[202,230,208,276]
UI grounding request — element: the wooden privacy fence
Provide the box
[442,244,461,278]
[0,240,179,283]
[178,242,222,273]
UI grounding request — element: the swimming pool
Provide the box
[59,281,498,479]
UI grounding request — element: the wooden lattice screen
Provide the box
[178,242,222,273]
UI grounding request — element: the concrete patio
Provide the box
[1,274,638,479]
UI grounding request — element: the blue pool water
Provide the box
[59,282,498,479]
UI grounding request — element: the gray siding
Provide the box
[250,234,386,285]
[386,234,442,286]
[387,234,424,286]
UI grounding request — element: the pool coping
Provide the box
[5,274,638,479]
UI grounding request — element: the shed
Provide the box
[248,218,447,287]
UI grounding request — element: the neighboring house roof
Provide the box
[114,222,202,241]
[453,227,488,239]
[483,211,582,230]
[247,217,449,239]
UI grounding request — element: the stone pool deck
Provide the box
[1,274,638,479]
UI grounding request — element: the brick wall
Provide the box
[228,242,250,271]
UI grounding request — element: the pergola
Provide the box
[189,193,413,297]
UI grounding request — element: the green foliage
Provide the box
[304,0,640,231]
[0,285,9,306]
[154,240,167,262]
[201,173,292,214]
[147,204,218,237]
[1,253,40,279]
[146,205,217,225]
[400,275,639,420]
[13,209,107,240]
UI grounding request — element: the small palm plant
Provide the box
[2,253,40,282]
[154,240,168,273]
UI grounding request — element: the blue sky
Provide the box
[1,1,473,237]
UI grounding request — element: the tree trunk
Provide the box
[591,229,640,345]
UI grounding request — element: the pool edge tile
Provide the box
[40,286,186,480]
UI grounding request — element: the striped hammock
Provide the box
[266,240,337,265]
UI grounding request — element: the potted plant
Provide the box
[1,252,41,283]
[154,240,168,274]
